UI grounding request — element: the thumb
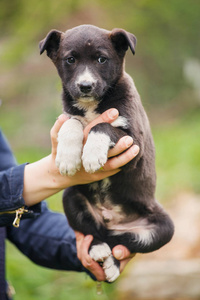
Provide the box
[50,114,69,157]
[112,246,132,260]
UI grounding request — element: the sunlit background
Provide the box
[0,0,200,299]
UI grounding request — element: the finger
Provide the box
[80,235,106,281]
[112,245,136,273]
[112,245,132,260]
[75,231,85,260]
[119,258,133,273]
[108,136,133,158]
[103,145,140,171]
[84,259,106,281]
[83,109,119,141]
[51,114,69,156]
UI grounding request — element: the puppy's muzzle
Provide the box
[78,81,94,95]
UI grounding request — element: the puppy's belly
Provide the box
[86,196,155,246]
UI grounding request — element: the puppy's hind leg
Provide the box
[89,240,120,282]
[113,210,174,254]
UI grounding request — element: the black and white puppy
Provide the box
[40,25,174,282]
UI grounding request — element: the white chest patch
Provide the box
[73,99,99,127]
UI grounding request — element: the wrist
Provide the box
[23,155,70,206]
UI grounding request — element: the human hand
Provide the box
[75,232,136,281]
[23,109,139,206]
[50,109,140,188]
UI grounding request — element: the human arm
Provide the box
[0,108,139,226]
[6,202,86,272]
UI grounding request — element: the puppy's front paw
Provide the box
[89,243,111,262]
[56,145,82,176]
[55,118,83,176]
[103,256,120,282]
[82,148,108,173]
[82,132,113,173]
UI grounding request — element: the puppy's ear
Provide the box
[110,29,137,56]
[39,30,62,61]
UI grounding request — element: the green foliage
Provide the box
[1,0,200,105]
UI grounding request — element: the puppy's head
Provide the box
[39,25,136,103]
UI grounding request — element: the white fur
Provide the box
[111,219,155,246]
[89,243,111,262]
[111,116,128,129]
[103,256,120,282]
[76,67,97,86]
[101,178,111,191]
[82,132,114,173]
[56,119,83,176]
[137,228,155,246]
[89,244,120,282]
[72,101,99,127]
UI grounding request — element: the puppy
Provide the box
[40,25,174,282]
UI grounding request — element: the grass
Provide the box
[153,109,200,201]
[6,241,117,300]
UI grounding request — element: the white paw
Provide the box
[55,118,83,176]
[103,256,120,282]
[82,132,113,173]
[82,148,108,173]
[56,145,82,176]
[89,243,111,262]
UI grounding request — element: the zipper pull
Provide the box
[13,207,28,228]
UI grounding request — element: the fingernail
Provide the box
[108,109,118,119]
[125,136,133,148]
[132,145,140,155]
[114,249,123,260]
[84,235,93,241]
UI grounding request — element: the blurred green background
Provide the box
[0,0,200,299]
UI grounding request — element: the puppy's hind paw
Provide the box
[89,243,111,262]
[103,256,120,282]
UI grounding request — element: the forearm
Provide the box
[23,155,70,206]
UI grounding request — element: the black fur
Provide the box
[40,25,174,272]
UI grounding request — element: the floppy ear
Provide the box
[110,28,137,56]
[39,30,62,61]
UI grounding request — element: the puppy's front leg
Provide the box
[56,118,83,176]
[82,123,123,173]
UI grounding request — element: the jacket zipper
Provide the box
[0,207,28,228]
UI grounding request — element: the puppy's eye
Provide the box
[97,57,107,64]
[66,57,76,64]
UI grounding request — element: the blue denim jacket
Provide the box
[0,130,88,298]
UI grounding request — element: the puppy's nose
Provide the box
[79,81,92,94]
